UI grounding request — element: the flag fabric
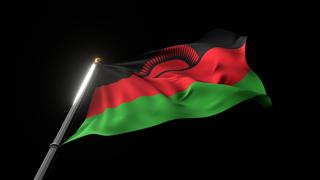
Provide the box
[65,29,271,143]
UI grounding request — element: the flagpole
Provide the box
[34,58,102,180]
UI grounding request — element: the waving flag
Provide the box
[65,29,271,143]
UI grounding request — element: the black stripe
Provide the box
[196,28,246,47]
[94,65,133,87]
[94,29,246,87]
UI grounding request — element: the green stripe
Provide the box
[65,70,270,143]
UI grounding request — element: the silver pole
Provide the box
[34,58,102,180]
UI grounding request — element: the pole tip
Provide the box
[94,57,102,64]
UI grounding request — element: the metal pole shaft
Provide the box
[34,59,101,180]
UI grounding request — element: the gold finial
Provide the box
[94,57,102,64]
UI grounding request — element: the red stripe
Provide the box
[87,44,249,118]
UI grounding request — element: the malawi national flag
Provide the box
[65,29,271,143]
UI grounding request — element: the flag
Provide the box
[65,29,271,143]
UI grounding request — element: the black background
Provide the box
[16,1,295,179]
